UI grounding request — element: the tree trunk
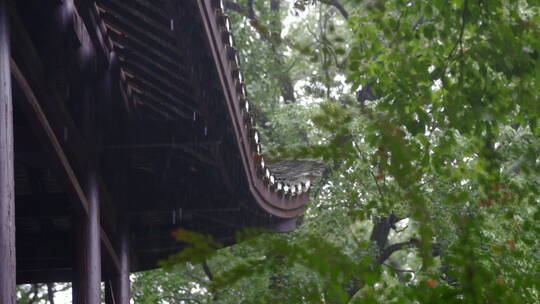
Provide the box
[47,284,55,304]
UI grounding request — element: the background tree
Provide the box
[17,283,69,304]
[135,0,540,302]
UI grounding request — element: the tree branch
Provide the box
[377,238,419,264]
[47,283,55,304]
[30,284,39,304]
[224,1,245,14]
[247,0,256,19]
[172,297,202,304]
[224,0,296,103]
[202,260,214,281]
[224,0,255,19]
[370,213,402,250]
[319,0,349,20]
[383,262,416,273]
[447,0,469,59]
[270,0,281,32]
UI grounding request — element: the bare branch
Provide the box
[224,0,255,19]
[202,260,214,281]
[247,0,255,19]
[370,213,402,249]
[447,0,469,59]
[319,0,349,20]
[383,263,416,273]
[47,283,55,304]
[224,1,245,14]
[171,297,202,304]
[393,224,408,233]
[270,0,281,31]
[377,238,419,264]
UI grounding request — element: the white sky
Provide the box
[54,285,135,304]
[55,288,71,304]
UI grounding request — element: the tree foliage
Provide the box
[133,0,540,303]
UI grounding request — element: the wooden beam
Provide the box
[101,227,121,277]
[9,1,124,276]
[0,0,16,302]
[74,0,112,69]
[71,0,134,115]
[11,60,121,275]
[11,60,89,215]
[101,141,219,150]
[17,268,73,284]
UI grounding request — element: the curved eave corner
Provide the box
[197,0,312,219]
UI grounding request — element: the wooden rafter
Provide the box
[116,47,190,89]
[98,0,175,40]
[132,91,192,121]
[98,10,182,62]
[119,59,193,108]
[107,30,187,77]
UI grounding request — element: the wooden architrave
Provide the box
[11,61,121,279]
[197,0,308,219]
[7,0,127,280]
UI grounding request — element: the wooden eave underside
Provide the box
[95,0,199,121]
[95,0,312,218]
[10,0,312,283]
[197,0,311,218]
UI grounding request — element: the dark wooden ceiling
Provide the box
[10,0,310,283]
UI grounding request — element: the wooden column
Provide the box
[73,167,101,304]
[0,0,16,302]
[105,53,131,304]
[105,222,130,304]
[73,83,101,304]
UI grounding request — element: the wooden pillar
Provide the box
[73,167,101,304]
[105,222,130,304]
[0,0,16,302]
[105,52,130,304]
[73,83,101,304]
[116,223,131,304]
